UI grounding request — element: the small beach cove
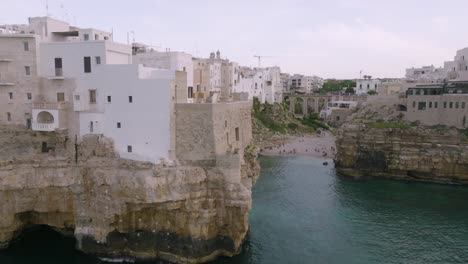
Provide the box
[259,130,336,159]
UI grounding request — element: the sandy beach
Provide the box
[259,131,336,159]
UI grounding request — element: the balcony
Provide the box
[32,122,56,132]
[32,101,69,110]
[48,68,64,80]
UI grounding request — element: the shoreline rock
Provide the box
[0,127,260,263]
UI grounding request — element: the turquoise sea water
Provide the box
[2,156,468,263]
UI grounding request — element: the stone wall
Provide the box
[175,101,252,166]
[405,94,468,128]
[335,123,468,184]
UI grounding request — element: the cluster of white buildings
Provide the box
[0,16,290,163]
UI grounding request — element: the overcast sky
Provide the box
[2,0,468,79]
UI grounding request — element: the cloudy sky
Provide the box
[2,0,467,78]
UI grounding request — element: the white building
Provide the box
[133,45,194,103]
[356,76,381,95]
[287,74,323,93]
[444,47,468,81]
[405,65,446,83]
[238,66,283,104]
[1,16,179,163]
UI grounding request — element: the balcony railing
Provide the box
[32,122,56,132]
[32,101,69,110]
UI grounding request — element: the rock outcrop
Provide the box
[335,104,468,184]
[0,125,259,263]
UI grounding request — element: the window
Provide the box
[418,102,426,110]
[25,66,31,75]
[444,102,447,108]
[456,102,459,109]
[8,92,13,99]
[434,102,438,108]
[117,122,121,128]
[95,56,101,65]
[95,34,99,40]
[463,102,466,109]
[23,41,29,51]
[7,112,11,121]
[429,102,432,108]
[183,67,186,72]
[450,102,453,108]
[54,58,63,76]
[84,34,89,41]
[107,95,112,103]
[225,120,228,128]
[188,86,193,98]
[127,145,132,153]
[89,90,96,103]
[235,127,239,141]
[412,101,416,108]
[375,84,377,89]
[90,121,94,133]
[75,95,80,101]
[57,92,65,102]
[128,96,133,103]
[84,57,91,73]
[367,84,370,89]
[27,93,32,100]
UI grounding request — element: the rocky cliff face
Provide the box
[0,125,260,263]
[335,104,468,184]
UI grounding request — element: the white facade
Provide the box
[356,78,381,95]
[444,47,468,81]
[405,65,446,83]
[1,16,177,164]
[134,49,194,103]
[78,65,174,162]
[287,74,323,93]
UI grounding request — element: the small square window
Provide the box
[27,93,32,100]
[127,145,132,153]
[25,66,31,75]
[129,96,133,103]
[57,92,65,102]
[117,122,121,128]
[95,56,101,65]
[75,95,80,101]
[107,95,112,103]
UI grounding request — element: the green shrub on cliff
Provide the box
[254,111,287,134]
[300,113,329,130]
[287,123,299,130]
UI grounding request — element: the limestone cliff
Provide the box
[335,104,468,184]
[0,125,260,263]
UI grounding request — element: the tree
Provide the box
[345,87,355,94]
[367,90,377,95]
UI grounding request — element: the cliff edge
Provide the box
[335,103,468,184]
[0,125,260,263]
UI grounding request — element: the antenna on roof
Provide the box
[45,0,49,16]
